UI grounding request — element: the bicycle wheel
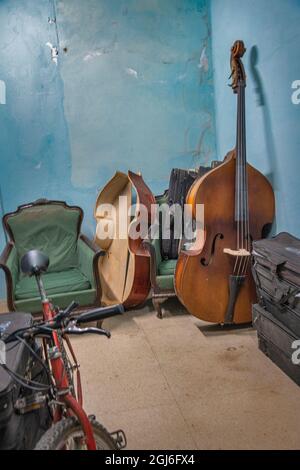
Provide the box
[34,416,118,450]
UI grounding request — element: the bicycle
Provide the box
[1,249,127,450]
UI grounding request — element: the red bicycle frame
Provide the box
[42,300,97,450]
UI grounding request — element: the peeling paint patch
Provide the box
[46,42,58,64]
[83,40,117,61]
[198,46,209,72]
[125,67,138,78]
[84,51,103,62]
[177,73,187,81]
[0,80,6,104]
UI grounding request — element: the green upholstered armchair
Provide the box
[0,199,103,314]
[142,193,177,319]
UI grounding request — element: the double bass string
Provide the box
[241,84,251,276]
[236,82,245,277]
[234,82,242,275]
[243,88,251,274]
[233,58,250,278]
[240,83,247,276]
[234,82,241,275]
[239,84,249,277]
[234,84,240,275]
[236,83,250,278]
[245,84,252,273]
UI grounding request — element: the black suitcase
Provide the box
[0,313,50,449]
[252,303,300,386]
[161,166,211,260]
[252,232,300,335]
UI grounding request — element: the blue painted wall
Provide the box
[0,0,216,298]
[57,0,216,205]
[3,0,299,302]
[0,0,73,297]
[0,0,72,211]
[210,0,300,236]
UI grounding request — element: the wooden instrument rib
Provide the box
[94,171,155,308]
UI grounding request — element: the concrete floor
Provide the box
[71,299,300,450]
[1,299,300,449]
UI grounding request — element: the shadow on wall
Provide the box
[249,46,278,188]
[249,45,278,234]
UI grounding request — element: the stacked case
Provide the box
[252,232,300,385]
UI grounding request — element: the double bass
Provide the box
[175,41,275,324]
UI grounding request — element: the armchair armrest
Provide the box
[142,238,160,292]
[77,234,105,304]
[79,234,105,255]
[0,242,19,310]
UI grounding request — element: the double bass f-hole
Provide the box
[200,233,224,266]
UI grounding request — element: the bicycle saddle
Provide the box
[21,250,49,276]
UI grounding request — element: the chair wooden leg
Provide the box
[153,297,163,319]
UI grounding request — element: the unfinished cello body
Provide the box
[175,41,275,324]
[94,170,155,308]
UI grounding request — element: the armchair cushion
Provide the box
[158,259,177,276]
[15,268,91,300]
[156,275,174,291]
[14,289,96,314]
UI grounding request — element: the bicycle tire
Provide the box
[34,416,118,450]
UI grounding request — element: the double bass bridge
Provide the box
[223,248,250,258]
